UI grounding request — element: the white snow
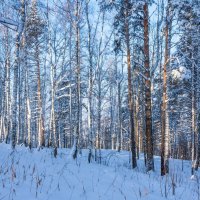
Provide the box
[171,69,181,80]
[0,143,199,200]
[171,66,191,81]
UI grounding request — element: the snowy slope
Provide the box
[0,143,199,200]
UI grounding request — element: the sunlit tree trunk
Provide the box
[161,0,171,176]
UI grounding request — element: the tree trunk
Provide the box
[144,2,154,171]
[125,0,137,169]
[86,1,93,163]
[72,0,80,159]
[4,28,11,144]
[161,0,171,176]
[12,32,20,149]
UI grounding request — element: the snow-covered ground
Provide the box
[0,143,199,200]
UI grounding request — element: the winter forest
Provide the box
[0,0,200,199]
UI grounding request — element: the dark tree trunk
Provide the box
[125,0,137,169]
[144,3,154,172]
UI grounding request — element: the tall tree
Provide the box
[72,0,81,159]
[124,0,137,168]
[86,0,94,163]
[161,0,172,176]
[12,0,25,148]
[143,1,154,171]
[26,0,46,148]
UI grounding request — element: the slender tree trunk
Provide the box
[27,97,31,149]
[17,50,21,145]
[86,1,93,163]
[69,22,73,148]
[72,0,80,159]
[125,0,137,169]
[4,28,11,143]
[135,83,139,159]
[95,12,105,163]
[36,42,45,148]
[144,2,154,171]
[116,53,122,152]
[12,33,20,149]
[50,61,57,156]
[194,24,200,171]
[24,54,31,148]
[191,60,197,174]
[117,79,122,151]
[110,77,114,150]
[161,0,171,176]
